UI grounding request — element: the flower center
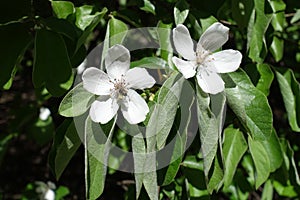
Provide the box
[110,75,128,100]
[196,49,210,65]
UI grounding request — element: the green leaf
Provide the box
[140,0,156,15]
[51,1,75,19]
[84,116,116,199]
[196,87,218,177]
[33,29,73,96]
[100,17,128,69]
[183,161,208,197]
[132,134,146,199]
[256,63,274,96]
[223,127,248,188]
[291,9,300,23]
[270,37,284,62]
[108,17,128,47]
[261,180,273,200]
[260,129,283,172]
[153,76,184,149]
[269,0,286,62]
[247,0,272,63]
[75,5,96,30]
[0,22,32,88]
[130,57,168,69]
[174,0,189,25]
[281,140,300,186]
[48,120,81,180]
[275,69,300,132]
[143,164,159,200]
[223,69,273,140]
[132,133,158,200]
[206,151,224,193]
[158,80,195,186]
[55,186,70,200]
[196,86,226,178]
[157,21,173,70]
[199,16,218,32]
[241,154,256,187]
[248,136,270,189]
[59,83,95,117]
[188,14,202,39]
[273,180,298,198]
[76,7,107,52]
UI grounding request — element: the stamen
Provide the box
[109,74,128,100]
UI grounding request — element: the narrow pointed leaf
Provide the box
[248,136,270,189]
[223,127,247,187]
[275,69,300,132]
[84,116,115,199]
[48,120,81,180]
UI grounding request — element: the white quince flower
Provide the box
[82,44,155,124]
[39,107,51,121]
[172,22,242,94]
[44,188,55,200]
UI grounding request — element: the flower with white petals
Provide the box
[44,188,55,200]
[172,22,242,94]
[82,44,155,124]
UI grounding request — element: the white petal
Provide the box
[39,107,51,121]
[209,50,242,73]
[121,90,149,124]
[126,67,155,89]
[105,44,130,80]
[172,56,196,79]
[198,22,229,52]
[44,189,55,200]
[82,67,113,95]
[196,70,225,94]
[89,98,119,124]
[172,24,196,61]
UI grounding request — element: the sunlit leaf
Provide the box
[248,136,270,189]
[223,69,273,140]
[59,83,95,117]
[140,0,156,15]
[76,7,107,52]
[51,1,75,19]
[291,9,300,23]
[130,57,168,69]
[260,129,283,172]
[174,0,189,25]
[223,127,247,188]
[256,63,274,96]
[108,17,128,47]
[261,180,273,200]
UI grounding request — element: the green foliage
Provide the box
[1,0,300,199]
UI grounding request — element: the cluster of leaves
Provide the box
[1,0,300,199]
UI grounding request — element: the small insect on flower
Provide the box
[82,44,155,124]
[172,22,242,94]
